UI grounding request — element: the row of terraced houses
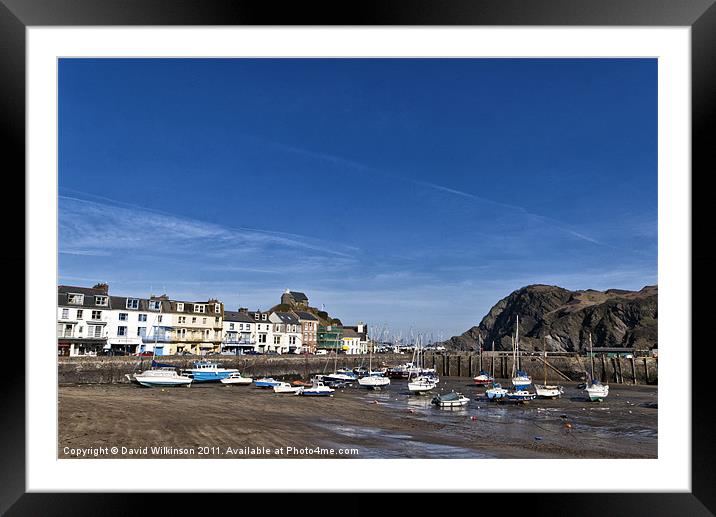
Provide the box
[57,284,369,357]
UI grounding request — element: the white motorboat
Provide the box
[431,391,469,408]
[358,375,390,389]
[273,381,303,394]
[298,379,335,397]
[220,372,253,386]
[254,377,281,388]
[133,368,193,387]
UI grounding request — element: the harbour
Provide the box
[58,376,657,459]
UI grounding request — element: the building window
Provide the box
[215,317,220,324]
[89,325,102,338]
[202,317,207,324]
[289,336,296,345]
[95,296,108,306]
[77,309,83,319]
[158,315,163,322]
[149,300,161,311]
[178,316,186,324]
[195,304,205,314]
[67,293,84,305]
[259,334,267,343]
[137,327,146,337]
[229,323,234,330]
[119,313,128,321]
[179,328,187,339]
[117,326,127,336]
[126,299,139,309]
[91,310,102,320]
[61,308,69,319]
[215,304,220,313]
[274,336,281,345]
[262,314,267,320]
[204,329,210,339]
[138,314,147,322]
[177,303,184,312]
[254,313,259,320]
[192,317,197,323]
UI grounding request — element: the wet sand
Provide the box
[58,378,657,459]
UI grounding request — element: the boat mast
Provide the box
[515,314,520,372]
[589,333,594,381]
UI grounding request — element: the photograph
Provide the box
[56,57,658,461]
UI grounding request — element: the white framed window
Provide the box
[149,300,161,311]
[158,315,163,322]
[89,325,102,338]
[178,316,186,324]
[215,317,220,324]
[274,336,281,345]
[67,293,84,305]
[138,314,147,322]
[202,317,207,324]
[204,329,210,339]
[119,313,128,321]
[177,303,184,312]
[179,328,187,339]
[214,303,220,313]
[137,327,146,337]
[91,310,102,320]
[254,313,259,320]
[192,317,197,323]
[258,334,267,343]
[262,314,267,320]
[77,309,83,319]
[195,304,206,314]
[61,308,69,319]
[95,295,108,306]
[126,299,139,309]
[229,323,234,330]
[289,336,296,345]
[117,326,127,336]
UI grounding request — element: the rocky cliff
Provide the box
[444,284,657,353]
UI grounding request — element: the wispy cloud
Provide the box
[258,138,606,246]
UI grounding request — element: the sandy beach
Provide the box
[58,377,657,459]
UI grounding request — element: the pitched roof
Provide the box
[58,286,111,309]
[293,311,319,321]
[342,328,360,338]
[275,312,299,325]
[224,311,256,323]
[287,291,308,301]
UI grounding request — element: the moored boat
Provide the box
[298,379,335,397]
[534,384,564,399]
[134,368,193,387]
[431,391,469,408]
[505,389,536,402]
[485,382,508,400]
[273,381,303,394]
[184,360,239,383]
[220,372,253,386]
[473,370,494,386]
[255,377,281,388]
[585,380,609,401]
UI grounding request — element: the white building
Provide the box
[222,309,256,354]
[248,311,276,353]
[269,312,303,354]
[57,284,112,356]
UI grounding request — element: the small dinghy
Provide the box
[431,391,469,408]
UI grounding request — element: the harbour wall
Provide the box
[58,352,657,385]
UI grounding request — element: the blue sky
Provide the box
[58,58,657,338]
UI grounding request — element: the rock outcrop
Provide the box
[443,284,657,353]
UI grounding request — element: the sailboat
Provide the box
[584,333,609,401]
[534,345,564,399]
[323,346,358,386]
[358,342,390,389]
[510,315,532,390]
[408,337,436,394]
[506,315,535,401]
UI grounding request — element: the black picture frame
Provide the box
[5,0,714,514]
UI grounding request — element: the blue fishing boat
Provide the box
[254,377,282,388]
[485,382,508,400]
[183,361,238,382]
[505,389,536,402]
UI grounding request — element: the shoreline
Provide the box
[59,377,657,459]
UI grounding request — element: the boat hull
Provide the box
[358,377,390,389]
[534,384,564,399]
[134,376,192,387]
[506,391,536,402]
[189,370,239,382]
[220,377,253,385]
[486,389,507,400]
[585,385,609,401]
